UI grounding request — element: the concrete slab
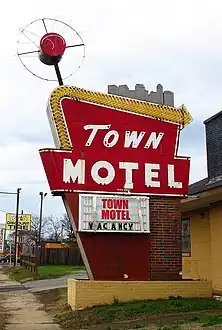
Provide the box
[0,280,19,286]
[7,325,61,330]
[10,311,54,324]
[0,268,61,330]
[3,303,44,310]
[5,293,39,301]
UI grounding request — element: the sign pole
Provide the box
[9,240,12,267]
[38,192,47,245]
[14,188,21,267]
[38,192,43,245]
[54,63,64,86]
[3,229,6,253]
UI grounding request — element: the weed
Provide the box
[113,297,119,304]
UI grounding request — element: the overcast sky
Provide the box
[0,0,221,222]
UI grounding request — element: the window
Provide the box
[181,217,191,254]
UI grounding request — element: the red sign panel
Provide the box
[40,99,190,196]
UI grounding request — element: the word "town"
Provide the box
[84,124,164,149]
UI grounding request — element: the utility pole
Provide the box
[0,190,19,266]
[14,188,21,267]
[38,192,47,245]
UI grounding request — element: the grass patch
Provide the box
[90,296,222,321]
[5,265,85,282]
[184,314,222,327]
[35,288,222,329]
[155,314,222,329]
[38,265,84,279]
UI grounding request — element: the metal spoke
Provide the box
[51,19,56,32]
[58,22,70,36]
[21,28,41,39]
[19,54,39,58]
[66,43,84,49]
[19,28,39,49]
[18,50,39,56]
[19,41,39,45]
[42,19,48,33]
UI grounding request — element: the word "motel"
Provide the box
[63,159,182,189]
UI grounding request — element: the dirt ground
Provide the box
[35,289,222,330]
[0,309,8,330]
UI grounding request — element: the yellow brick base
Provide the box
[68,279,212,310]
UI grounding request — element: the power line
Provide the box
[0,191,17,195]
[0,209,10,214]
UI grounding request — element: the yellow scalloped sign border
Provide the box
[48,85,192,150]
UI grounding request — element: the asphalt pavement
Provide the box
[23,271,88,292]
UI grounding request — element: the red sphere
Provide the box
[40,33,66,57]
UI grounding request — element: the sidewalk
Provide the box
[24,270,88,292]
[0,267,61,329]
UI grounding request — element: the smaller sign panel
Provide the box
[6,214,31,231]
[79,194,149,233]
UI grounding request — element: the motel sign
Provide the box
[40,85,191,280]
[40,95,190,196]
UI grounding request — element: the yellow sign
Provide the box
[6,214,31,231]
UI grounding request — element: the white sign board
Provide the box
[79,194,150,233]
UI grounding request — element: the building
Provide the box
[181,110,222,294]
[108,83,174,106]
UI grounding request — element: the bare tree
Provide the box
[47,215,62,242]
[23,215,48,246]
[60,213,75,241]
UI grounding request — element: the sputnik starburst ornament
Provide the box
[17,18,85,85]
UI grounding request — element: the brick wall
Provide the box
[150,197,182,281]
[68,279,212,310]
[204,111,222,180]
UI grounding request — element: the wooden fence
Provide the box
[21,253,39,274]
[21,246,83,269]
[39,247,83,266]
[20,246,39,274]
